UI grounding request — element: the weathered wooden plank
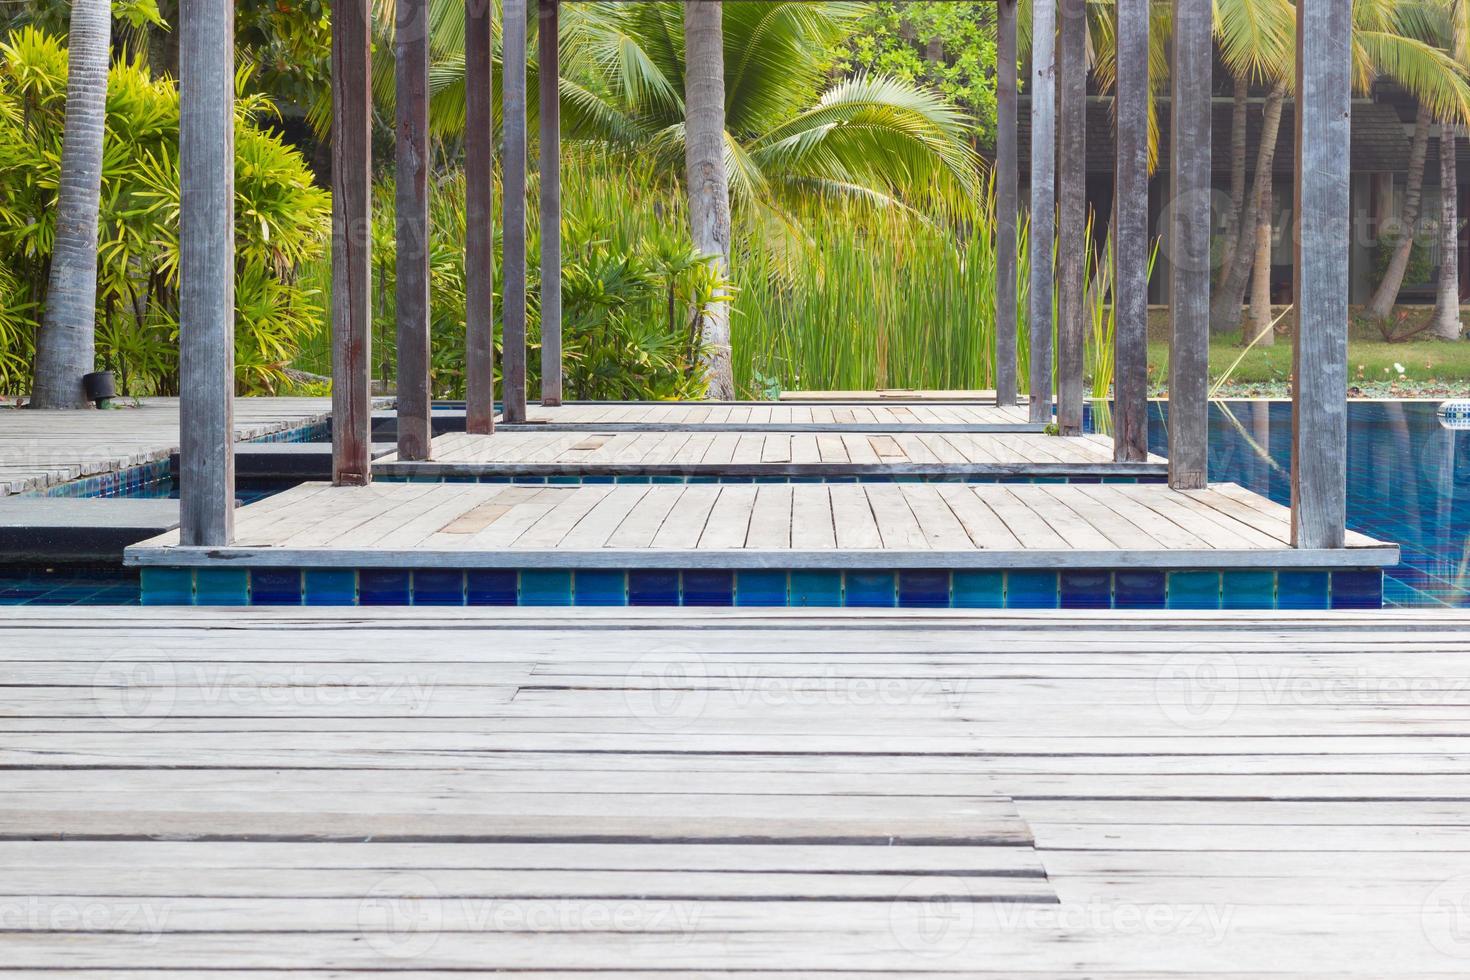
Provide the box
[394,0,432,460]
[1292,0,1351,549]
[1168,0,1212,489]
[1112,0,1149,462]
[995,0,1019,406]
[331,0,374,485]
[463,0,496,433]
[176,0,236,544]
[1028,0,1056,423]
[501,0,529,423]
[538,0,563,406]
[1055,0,1086,437]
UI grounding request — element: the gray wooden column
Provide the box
[1027,0,1056,424]
[464,0,496,434]
[331,0,373,485]
[1112,0,1149,462]
[1167,0,1212,489]
[1055,0,1086,437]
[502,0,529,423]
[538,0,563,407]
[177,0,235,545]
[394,0,432,460]
[1291,0,1351,547]
[994,0,1018,407]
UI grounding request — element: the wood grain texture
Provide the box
[463,0,496,434]
[176,0,235,544]
[0,606,1466,974]
[1291,0,1351,548]
[1111,0,1149,464]
[331,0,373,485]
[501,0,529,423]
[1027,0,1056,423]
[393,0,432,460]
[538,0,563,407]
[1054,0,1086,438]
[1167,0,1212,489]
[994,0,1019,407]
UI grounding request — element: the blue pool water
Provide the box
[1144,400,1467,607]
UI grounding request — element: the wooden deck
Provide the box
[0,605,1466,975]
[126,479,1395,569]
[509,401,1042,432]
[376,429,1168,480]
[0,397,351,496]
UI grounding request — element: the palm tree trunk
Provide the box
[1247,180,1274,346]
[683,0,734,399]
[31,0,110,408]
[1433,122,1462,340]
[1210,81,1286,335]
[1217,76,1249,291]
[1366,107,1432,321]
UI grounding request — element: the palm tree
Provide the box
[1364,106,1432,320]
[682,0,734,396]
[1433,120,1462,338]
[30,0,110,408]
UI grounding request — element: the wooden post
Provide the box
[1055,0,1086,437]
[177,0,234,545]
[464,0,496,434]
[502,0,529,423]
[1027,0,1056,424]
[1112,0,1149,462]
[332,0,372,485]
[395,0,432,460]
[538,0,563,407]
[1168,0,1212,489]
[1292,0,1351,547]
[993,0,1018,407]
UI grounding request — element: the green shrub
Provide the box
[0,27,330,395]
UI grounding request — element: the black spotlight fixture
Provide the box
[82,371,117,408]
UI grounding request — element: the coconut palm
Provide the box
[30,0,110,408]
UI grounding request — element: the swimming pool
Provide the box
[1146,400,1466,607]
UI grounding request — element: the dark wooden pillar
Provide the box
[1167,0,1212,489]
[502,0,529,423]
[464,0,496,434]
[1055,0,1086,437]
[994,0,1018,407]
[331,0,373,485]
[177,0,234,545]
[538,0,563,406]
[1292,0,1351,547]
[1027,0,1056,424]
[1112,0,1149,462]
[395,0,432,460]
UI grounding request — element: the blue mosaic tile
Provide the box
[520,569,574,606]
[359,569,411,605]
[465,569,518,605]
[614,476,652,485]
[1331,569,1383,610]
[844,571,896,608]
[1276,571,1329,610]
[193,568,249,606]
[899,570,950,608]
[1221,570,1275,610]
[574,570,627,606]
[1168,571,1222,610]
[250,568,302,606]
[682,569,734,606]
[413,569,465,606]
[304,569,358,606]
[736,570,788,606]
[1061,570,1112,609]
[790,570,842,607]
[952,570,1005,608]
[1114,570,1166,609]
[627,569,679,606]
[1006,571,1058,609]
